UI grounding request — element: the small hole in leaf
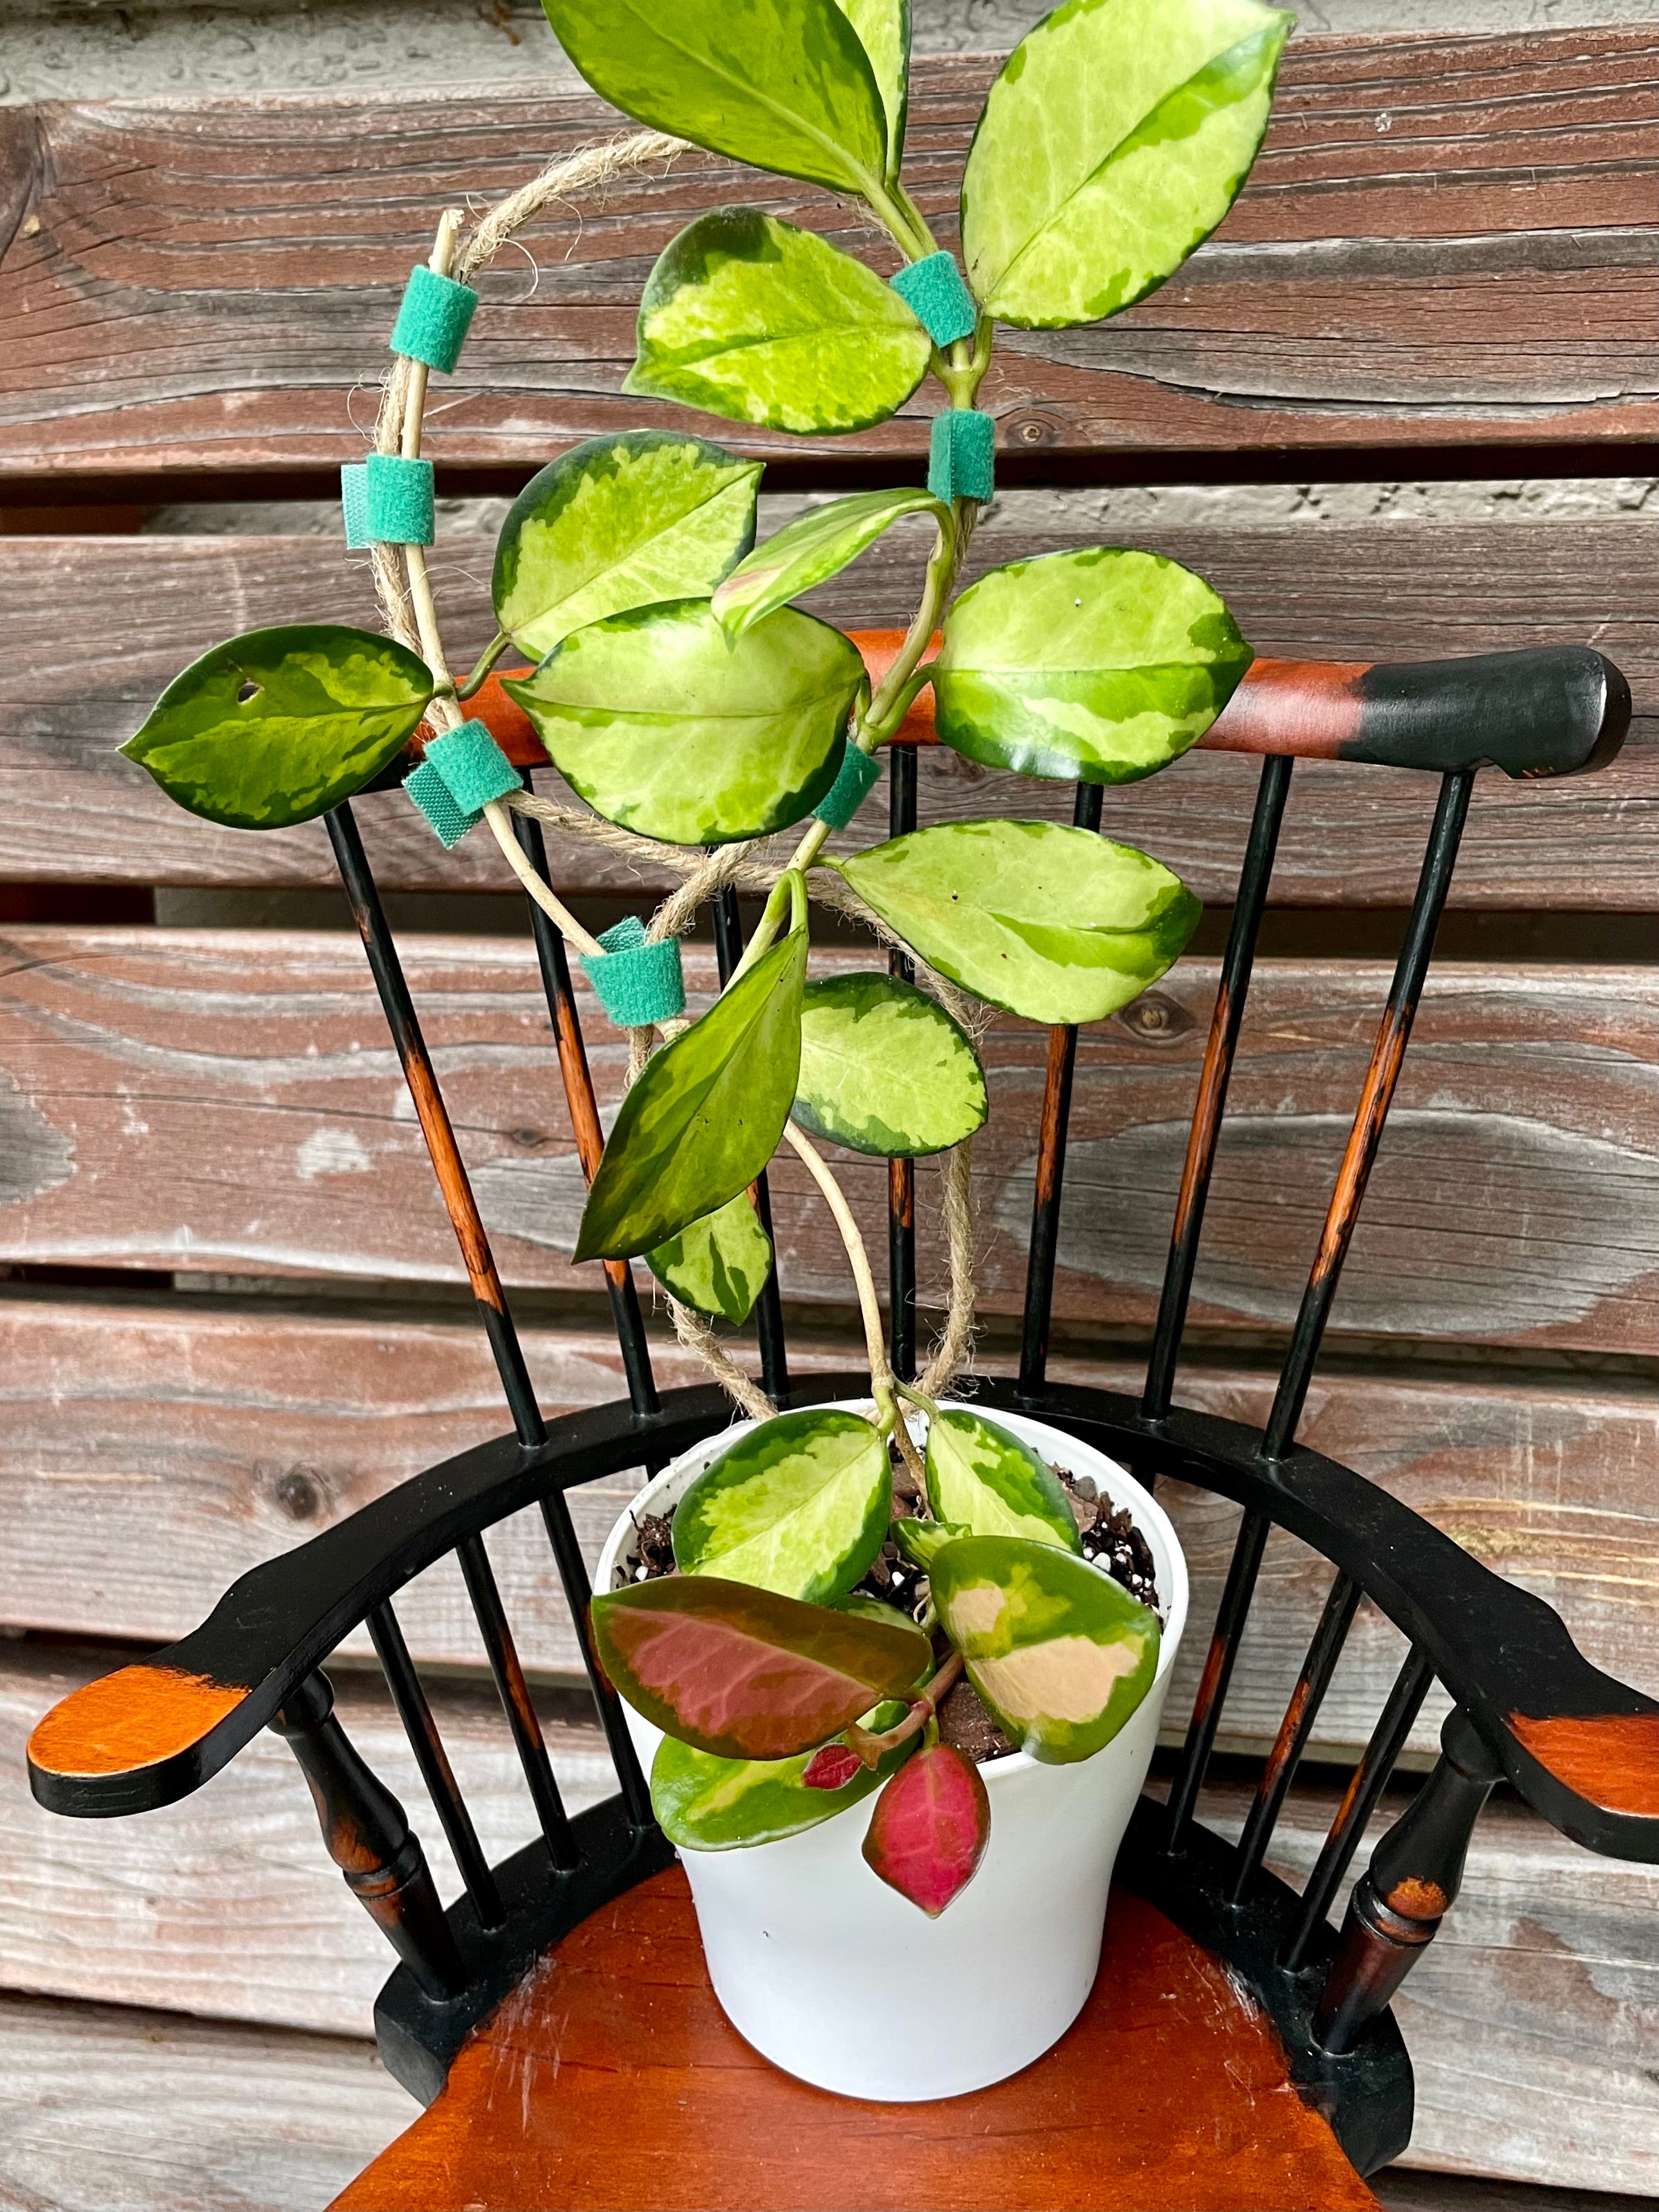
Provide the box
[237,682,261,704]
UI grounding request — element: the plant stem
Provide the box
[482,800,605,956]
[454,629,510,700]
[846,1650,964,1769]
[780,1120,898,1424]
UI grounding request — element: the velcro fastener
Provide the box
[404,759,480,848]
[927,409,995,505]
[581,915,687,1029]
[364,453,436,546]
[340,463,371,549]
[889,251,979,348]
[389,263,480,375]
[423,719,521,813]
[813,742,882,829]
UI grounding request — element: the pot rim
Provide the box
[595,1397,1189,1787]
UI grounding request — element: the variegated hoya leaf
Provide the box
[931,1534,1160,1763]
[714,489,947,641]
[626,210,932,437]
[835,819,1200,1025]
[961,0,1293,328]
[589,1574,929,1760]
[837,0,911,176]
[122,626,433,831]
[924,1407,1082,1554]
[794,974,987,1158]
[651,1731,900,1849]
[646,1192,774,1326]
[932,548,1253,785]
[862,1741,990,1915]
[573,923,807,1261]
[504,600,863,846]
[493,432,761,660]
[541,0,891,198]
[672,1408,892,1603]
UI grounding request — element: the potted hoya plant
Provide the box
[118,0,1290,2101]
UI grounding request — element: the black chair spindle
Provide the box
[1164,1508,1272,1850]
[512,789,659,1420]
[327,802,546,1450]
[1283,1645,1436,1971]
[1019,780,1106,1392]
[1143,754,1292,1422]
[368,1599,505,1929]
[1261,770,1473,1461]
[1228,1567,1362,1903]
[712,882,790,1404]
[456,1532,577,1872]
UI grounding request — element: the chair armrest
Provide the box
[1001,1382,1659,1866]
[26,1379,788,1819]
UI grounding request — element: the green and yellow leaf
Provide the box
[835,819,1200,1025]
[961,0,1293,328]
[672,1407,893,1603]
[794,973,987,1157]
[574,923,808,1261]
[931,1533,1160,1763]
[493,431,761,660]
[933,547,1253,784]
[714,489,947,641]
[121,626,432,831]
[626,210,931,436]
[541,0,891,197]
[924,1408,1082,1554]
[645,1191,774,1325]
[504,600,863,846]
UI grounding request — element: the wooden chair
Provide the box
[6,23,1659,2207]
[24,627,1656,2211]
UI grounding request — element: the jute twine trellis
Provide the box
[359,131,980,1424]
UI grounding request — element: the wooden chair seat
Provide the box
[332,1866,1377,2212]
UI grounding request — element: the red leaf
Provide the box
[802,1743,864,1790]
[862,1743,990,1916]
[589,1575,929,1762]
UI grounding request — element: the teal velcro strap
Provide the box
[404,759,479,849]
[581,915,686,1028]
[390,263,479,374]
[340,463,371,549]
[364,453,435,546]
[929,410,995,505]
[890,252,978,348]
[424,719,521,812]
[813,742,882,830]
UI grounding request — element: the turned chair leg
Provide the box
[1315,1707,1500,2054]
[273,1672,466,2003]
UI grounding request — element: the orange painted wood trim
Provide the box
[26,1663,245,1780]
[474,637,1363,774]
[333,1868,1377,2212]
[1510,1711,1659,1819]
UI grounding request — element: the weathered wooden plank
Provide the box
[1,1640,1651,2192]
[3,931,1659,1361]
[5,516,1656,904]
[3,29,1656,480]
[0,1295,1653,1767]
[0,1992,411,2212]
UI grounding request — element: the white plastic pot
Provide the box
[595,1399,1189,2103]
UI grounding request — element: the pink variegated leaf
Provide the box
[802,1742,866,1790]
[589,1575,929,1761]
[861,1742,990,1916]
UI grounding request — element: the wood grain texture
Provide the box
[0,1991,411,2212]
[5,518,1656,904]
[5,1644,1655,2193]
[3,30,1657,479]
[6,931,1659,1361]
[3,1299,1656,1765]
[331,1868,1375,2212]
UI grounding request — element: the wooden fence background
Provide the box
[3,1,1659,2203]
